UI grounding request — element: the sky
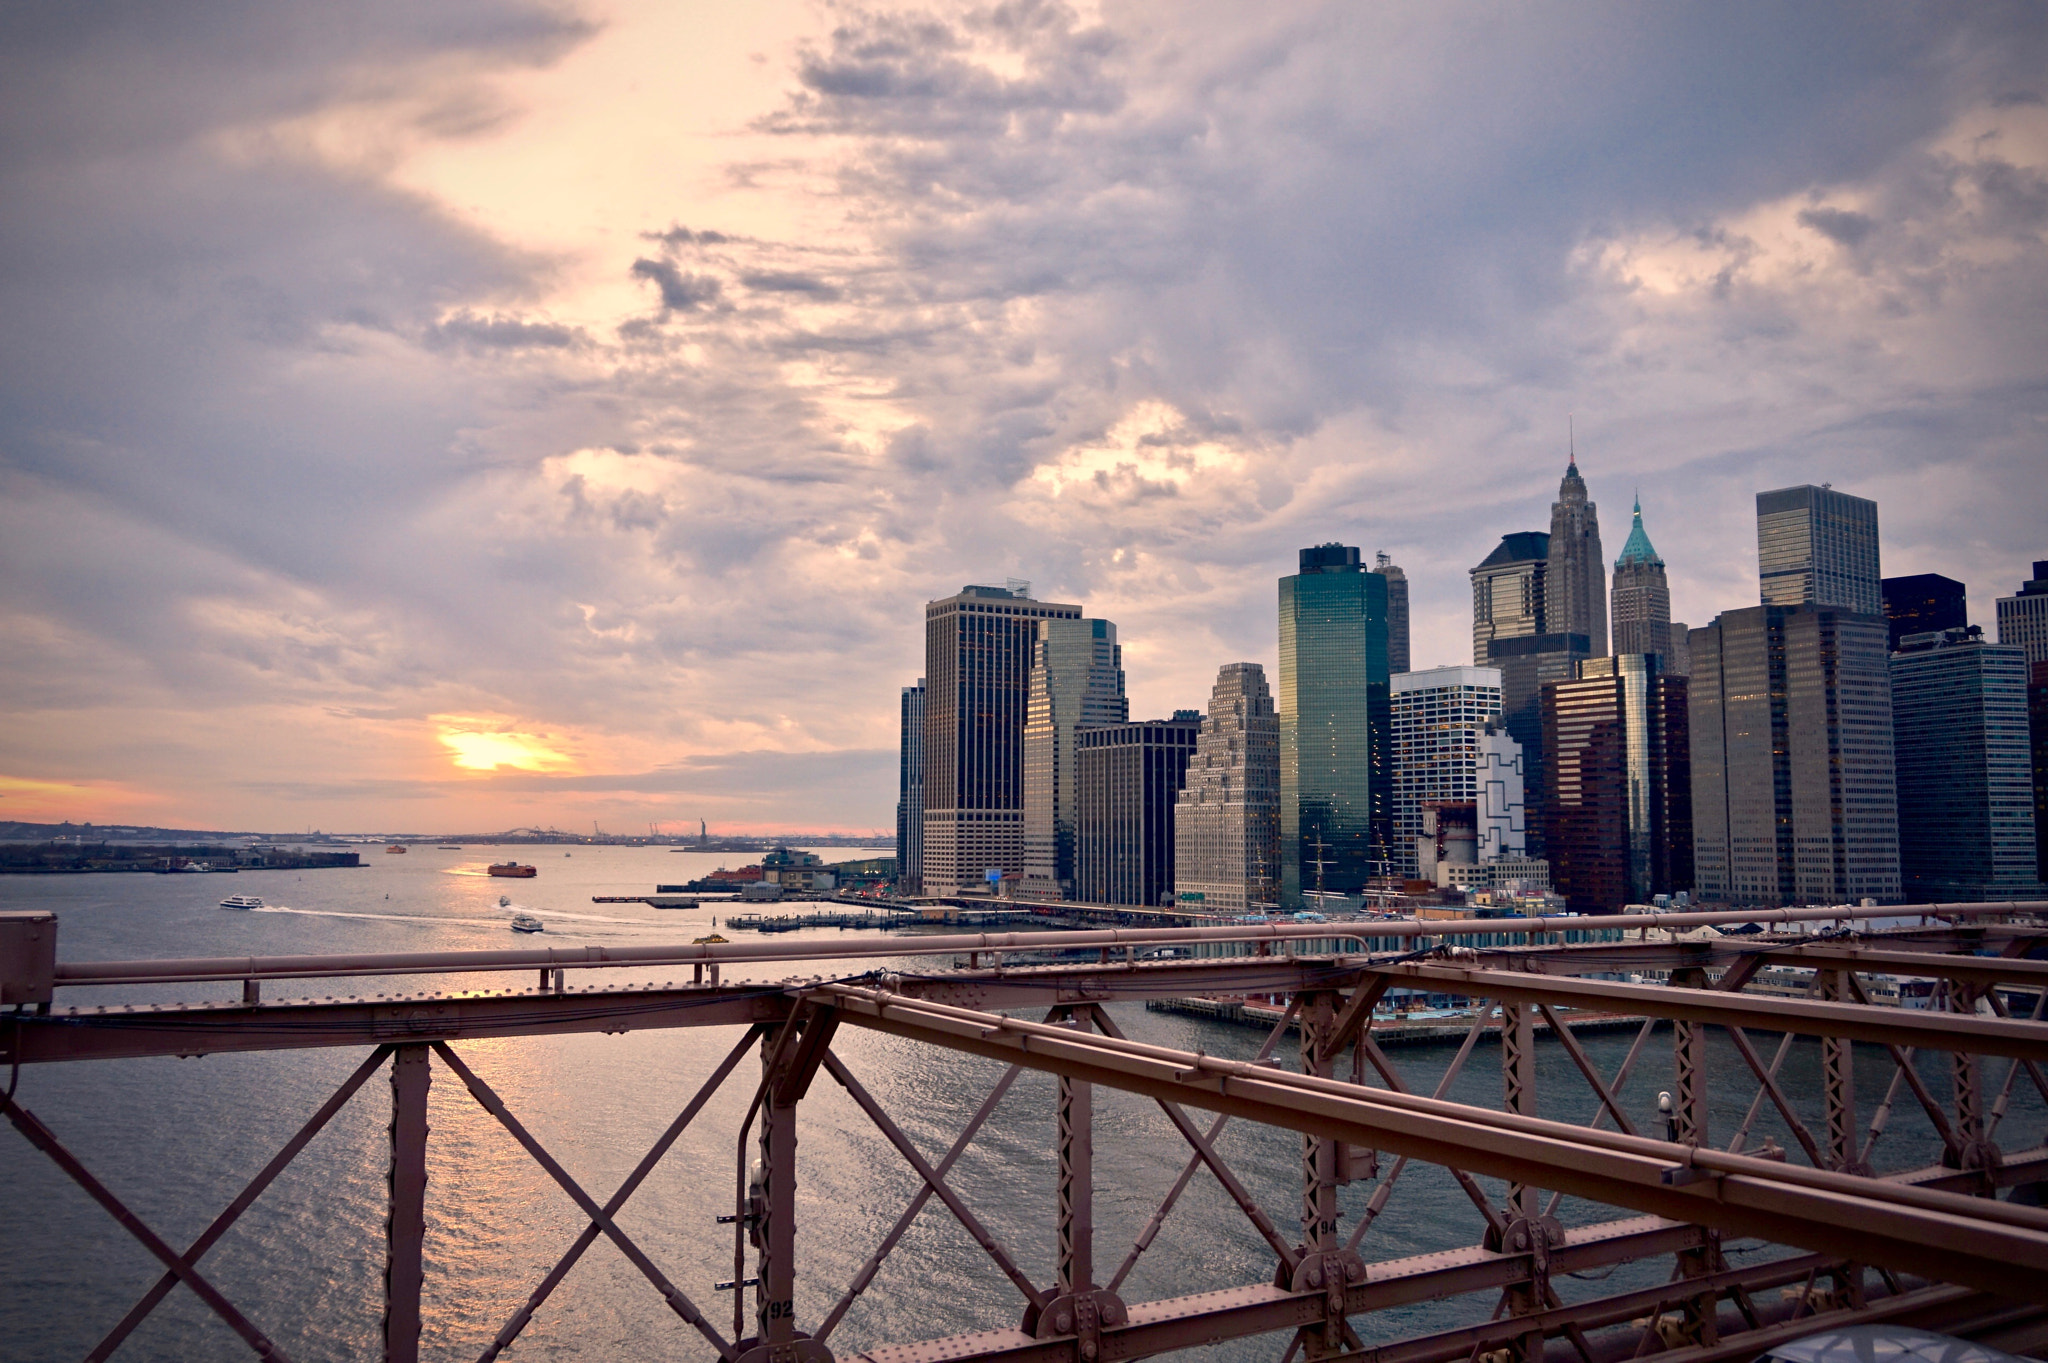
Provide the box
[2,1,2045,836]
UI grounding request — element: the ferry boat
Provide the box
[219,894,264,910]
[488,862,537,878]
[509,913,545,933]
[386,844,406,854]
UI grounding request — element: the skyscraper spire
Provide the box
[1546,449,1605,651]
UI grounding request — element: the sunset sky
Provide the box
[3,2,2045,835]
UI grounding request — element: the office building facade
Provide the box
[1611,497,1672,666]
[1373,552,1411,675]
[896,680,925,893]
[1547,457,1608,657]
[1666,622,1692,679]
[1471,531,1550,665]
[1475,721,1528,862]
[2034,661,2048,883]
[1021,618,1128,897]
[1890,627,2042,901]
[1997,561,2048,664]
[1541,655,1691,912]
[1278,544,1391,906]
[1689,604,1900,906]
[921,584,1083,895]
[1757,484,1881,614]
[1883,573,1968,652]
[1390,666,1503,879]
[1173,663,1281,914]
[1487,632,1591,859]
[1076,716,1202,906]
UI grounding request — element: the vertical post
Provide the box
[1501,999,1536,1219]
[1671,967,1708,1148]
[1298,993,1338,1250]
[757,1038,799,1343]
[1952,983,1988,1182]
[385,1044,430,1363]
[1057,1016,1094,1296]
[1818,970,1856,1171]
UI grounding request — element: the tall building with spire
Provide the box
[1021,617,1128,897]
[1610,496,1673,669]
[1547,455,1607,657]
[1373,552,1411,675]
[1173,663,1280,913]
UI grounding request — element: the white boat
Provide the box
[510,913,545,933]
[219,894,264,910]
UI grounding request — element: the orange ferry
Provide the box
[488,861,537,878]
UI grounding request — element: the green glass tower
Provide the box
[1278,543,1390,907]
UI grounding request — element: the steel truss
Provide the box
[4,902,2048,1362]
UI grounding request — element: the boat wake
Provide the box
[253,906,522,930]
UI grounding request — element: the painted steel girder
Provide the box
[817,986,2048,1301]
[1370,962,2048,1060]
[854,1219,1720,1363]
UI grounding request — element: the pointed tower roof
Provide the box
[1615,495,1662,567]
[1556,452,1588,506]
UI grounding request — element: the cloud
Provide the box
[2,0,2045,834]
[630,257,726,313]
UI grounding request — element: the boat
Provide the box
[438,845,463,850]
[219,894,264,910]
[509,913,545,933]
[489,862,537,878]
[386,845,407,854]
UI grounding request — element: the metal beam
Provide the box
[385,1044,429,1363]
[1371,962,2048,1059]
[816,985,2048,1301]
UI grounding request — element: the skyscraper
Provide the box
[1278,543,1390,906]
[1471,531,1549,664]
[1075,715,1202,906]
[1541,655,1691,911]
[1547,456,1607,657]
[1475,721,1527,862]
[1373,552,1411,675]
[1610,496,1672,665]
[1689,605,1899,906]
[1174,663,1280,914]
[1390,666,1503,878]
[1021,618,1127,897]
[1666,622,1692,679]
[1882,574,1968,652]
[921,584,1083,895]
[1890,626,2042,902]
[896,680,925,894]
[2033,662,2048,885]
[1996,561,2048,664]
[1757,484,1881,614]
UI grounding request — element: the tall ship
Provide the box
[488,861,537,878]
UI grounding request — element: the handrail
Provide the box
[43,901,2045,989]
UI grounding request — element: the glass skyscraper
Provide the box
[1278,543,1390,906]
[1882,573,1967,652]
[1021,617,1127,897]
[1757,484,1881,614]
[1075,716,1202,907]
[896,679,925,893]
[1541,655,1691,911]
[1373,552,1410,675]
[1890,626,2042,902]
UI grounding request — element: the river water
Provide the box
[1,847,2029,1361]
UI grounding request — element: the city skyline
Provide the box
[4,4,2046,834]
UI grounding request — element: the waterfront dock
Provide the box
[1145,995,1659,1046]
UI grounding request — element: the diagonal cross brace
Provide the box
[814,1058,1028,1343]
[1086,1004,1300,1272]
[1350,1004,1499,1253]
[822,1048,1049,1314]
[475,1027,759,1363]
[429,1042,736,1360]
[1107,997,1300,1293]
[3,1090,294,1362]
[88,1045,393,1362]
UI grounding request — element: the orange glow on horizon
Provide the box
[434,719,576,774]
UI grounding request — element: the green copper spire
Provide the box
[1615,495,1662,567]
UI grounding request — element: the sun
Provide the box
[434,720,575,773]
